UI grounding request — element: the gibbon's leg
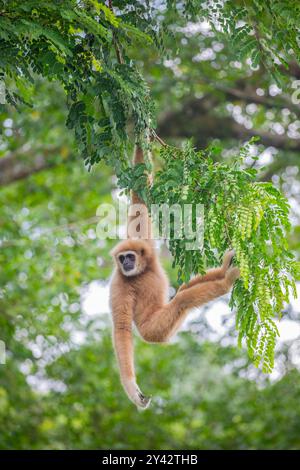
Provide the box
[112,299,151,409]
[138,266,240,343]
[178,249,235,292]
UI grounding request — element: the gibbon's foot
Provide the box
[225,266,240,286]
[222,249,236,272]
[177,249,237,293]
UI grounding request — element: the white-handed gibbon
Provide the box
[109,146,240,408]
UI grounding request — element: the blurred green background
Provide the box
[1,15,300,450]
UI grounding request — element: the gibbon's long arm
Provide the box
[112,299,151,408]
[131,145,153,205]
[131,146,145,206]
[128,145,153,240]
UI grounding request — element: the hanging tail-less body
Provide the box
[111,145,153,408]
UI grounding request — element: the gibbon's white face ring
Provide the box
[117,250,139,277]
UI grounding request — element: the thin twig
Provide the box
[108,3,168,148]
[108,2,168,152]
[151,129,168,147]
[108,0,124,65]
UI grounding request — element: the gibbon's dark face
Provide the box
[111,239,152,277]
[119,252,136,272]
[117,250,141,277]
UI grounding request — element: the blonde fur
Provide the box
[109,146,240,408]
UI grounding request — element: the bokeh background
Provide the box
[1,17,300,450]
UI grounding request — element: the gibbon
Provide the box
[109,146,240,409]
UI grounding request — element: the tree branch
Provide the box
[0,146,73,186]
[219,84,300,117]
[108,0,124,65]
[2,85,300,187]
[156,95,300,152]
[199,74,300,116]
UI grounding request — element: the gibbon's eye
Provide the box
[127,253,135,261]
[119,255,125,263]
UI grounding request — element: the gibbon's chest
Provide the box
[132,268,169,319]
